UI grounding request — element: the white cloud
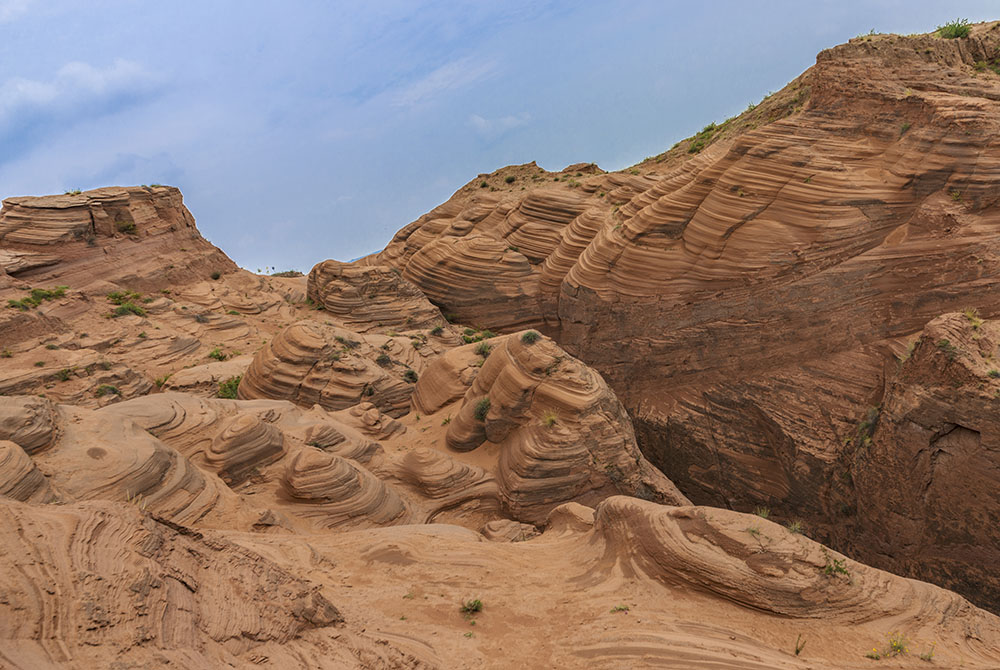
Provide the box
[468,112,531,139]
[0,0,33,23]
[0,59,159,159]
[390,57,495,108]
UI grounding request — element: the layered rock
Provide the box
[424,332,688,522]
[239,322,424,417]
[369,23,1000,609]
[0,499,420,669]
[281,448,408,528]
[0,441,59,503]
[848,312,1000,610]
[307,260,446,333]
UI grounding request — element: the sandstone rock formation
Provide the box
[368,22,1000,612]
[5,21,1000,670]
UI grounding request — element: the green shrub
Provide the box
[403,369,418,383]
[480,181,488,188]
[475,341,491,357]
[112,302,146,318]
[521,330,540,344]
[504,175,515,184]
[217,375,241,399]
[474,397,491,421]
[460,599,483,614]
[116,220,137,234]
[430,326,444,336]
[211,271,221,280]
[376,353,391,367]
[6,286,68,311]
[208,347,227,361]
[937,19,971,39]
[95,384,120,397]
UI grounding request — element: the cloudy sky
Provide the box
[1,1,996,271]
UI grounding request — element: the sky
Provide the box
[1,1,997,272]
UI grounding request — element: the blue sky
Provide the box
[1,1,997,271]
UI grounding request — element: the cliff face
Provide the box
[368,23,1000,611]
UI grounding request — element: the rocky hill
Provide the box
[2,22,1000,670]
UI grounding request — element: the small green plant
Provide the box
[137,331,147,339]
[963,306,982,329]
[45,343,59,350]
[475,341,491,357]
[116,220,137,234]
[441,416,452,425]
[821,548,850,577]
[227,310,240,315]
[950,189,963,202]
[7,286,68,311]
[211,271,221,280]
[794,634,806,656]
[936,338,959,360]
[521,330,541,344]
[34,360,45,367]
[65,189,82,195]
[464,632,474,638]
[403,369,418,383]
[609,604,629,613]
[754,506,770,519]
[785,520,804,534]
[334,335,360,349]
[865,648,882,660]
[112,302,146,317]
[989,369,1000,379]
[217,375,241,399]
[900,122,911,136]
[55,367,74,382]
[504,175,516,184]
[460,599,483,614]
[474,397,491,421]
[479,180,488,188]
[208,347,227,361]
[541,409,558,427]
[919,641,937,661]
[744,526,761,539]
[937,18,971,39]
[95,384,120,397]
[430,325,444,336]
[154,374,171,388]
[376,353,392,367]
[887,632,908,656]
[0,349,11,358]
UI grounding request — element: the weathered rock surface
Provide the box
[369,22,1000,611]
[307,259,446,333]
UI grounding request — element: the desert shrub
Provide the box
[217,376,241,399]
[208,347,227,361]
[430,326,444,336]
[403,369,418,383]
[211,271,221,280]
[475,341,491,357]
[460,599,483,614]
[474,397,491,421]
[95,384,120,397]
[112,302,146,318]
[7,286,68,311]
[504,175,515,184]
[521,330,541,344]
[116,220,137,234]
[937,19,971,38]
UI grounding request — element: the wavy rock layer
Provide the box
[307,260,446,333]
[371,24,1000,611]
[0,499,423,670]
[239,322,424,417]
[428,333,688,522]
